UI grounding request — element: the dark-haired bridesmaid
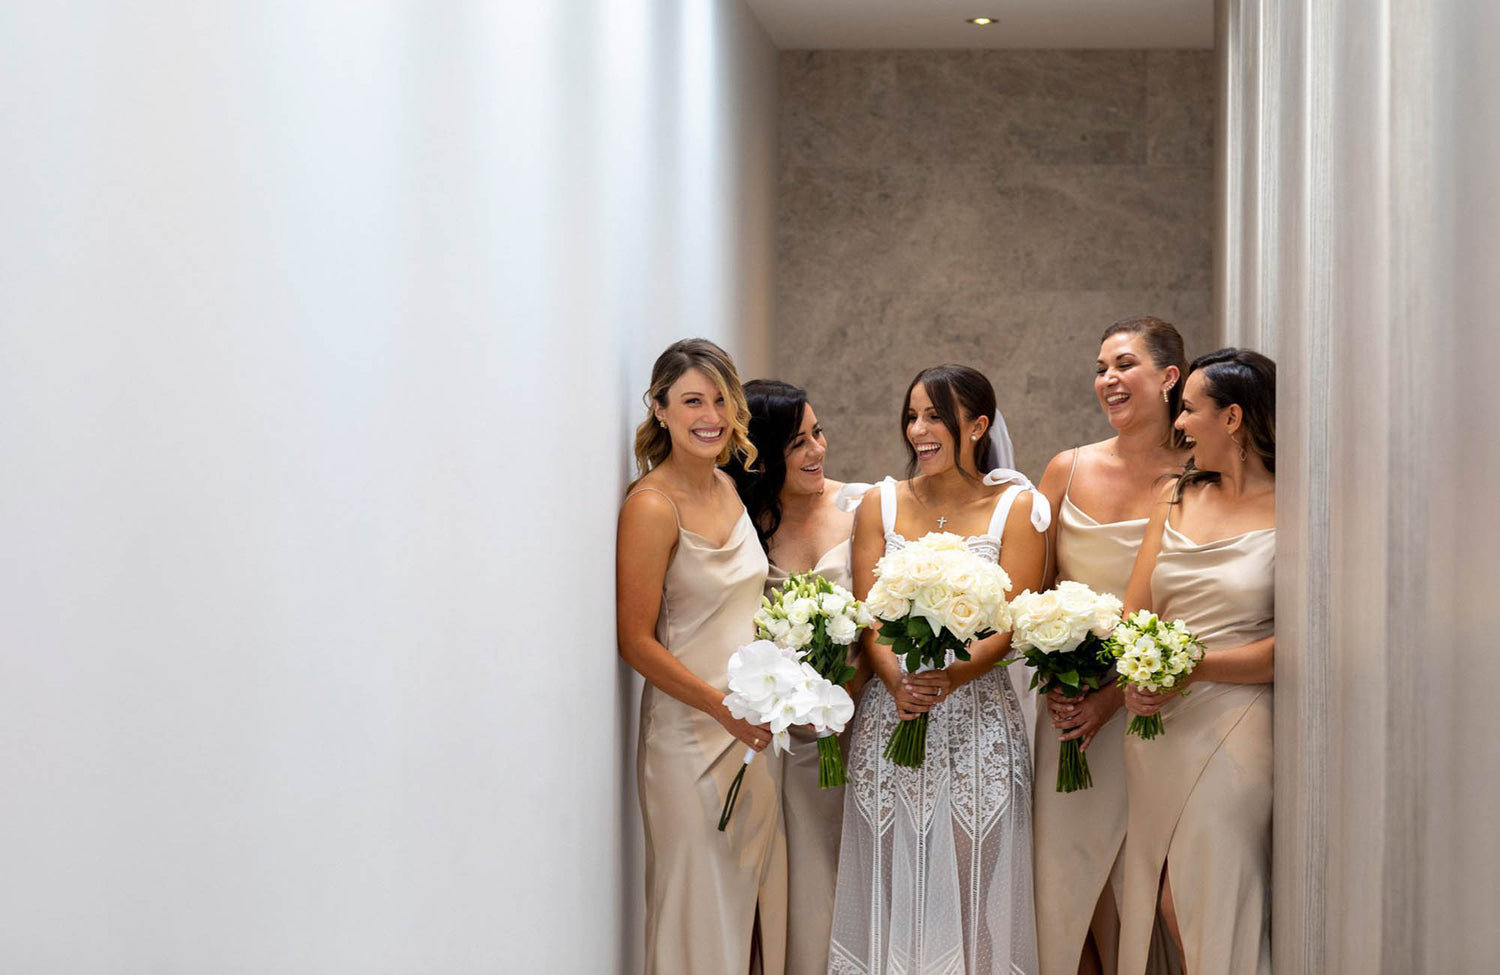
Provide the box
[616,339,787,975]
[1032,316,1192,975]
[1116,348,1277,975]
[725,379,869,975]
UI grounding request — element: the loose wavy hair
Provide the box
[632,338,756,477]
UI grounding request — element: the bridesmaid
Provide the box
[725,379,869,975]
[616,339,787,975]
[1033,317,1191,975]
[1116,348,1277,975]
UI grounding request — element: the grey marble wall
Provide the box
[774,50,1216,483]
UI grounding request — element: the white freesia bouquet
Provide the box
[865,532,1013,767]
[754,572,874,787]
[718,640,856,830]
[1102,610,1207,740]
[1006,581,1124,791]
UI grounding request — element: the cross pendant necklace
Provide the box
[936,516,947,529]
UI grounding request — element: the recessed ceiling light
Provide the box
[967,17,997,26]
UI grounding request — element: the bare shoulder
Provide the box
[1038,448,1079,498]
[620,483,679,530]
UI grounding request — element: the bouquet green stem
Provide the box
[1127,713,1165,740]
[883,713,929,767]
[1056,737,1093,792]
[717,751,753,832]
[816,734,846,788]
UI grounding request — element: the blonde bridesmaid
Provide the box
[726,379,870,975]
[616,339,787,975]
[1116,348,1277,975]
[1033,317,1190,975]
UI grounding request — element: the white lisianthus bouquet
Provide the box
[754,572,874,787]
[1102,610,1207,740]
[1006,581,1124,792]
[718,640,856,830]
[865,532,1013,767]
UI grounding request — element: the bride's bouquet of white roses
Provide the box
[864,532,1013,767]
[718,640,856,831]
[754,572,874,788]
[1006,581,1124,792]
[1102,610,1207,740]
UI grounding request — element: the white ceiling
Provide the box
[745,0,1214,50]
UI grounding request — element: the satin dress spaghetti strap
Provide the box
[630,487,788,975]
[1115,515,1274,975]
[1034,449,1145,975]
[765,482,869,975]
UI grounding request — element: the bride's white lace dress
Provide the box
[828,474,1043,975]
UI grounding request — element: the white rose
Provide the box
[940,553,981,595]
[945,594,986,643]
[865,586,910,622]
[905,550,943,587]
[766,616,791,641]
[819,591,849,617]
[1090,602,1122,638]
[826,613,859,645]
[913,583,956,637]
[924,532,967,552]
[853,602,875,628]
[1016,590,1062,630]
[1027,617,1075,655]
[786,621,815,649]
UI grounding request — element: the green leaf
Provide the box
[1057,669,1080,687]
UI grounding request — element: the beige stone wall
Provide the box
[773,50,1216,483]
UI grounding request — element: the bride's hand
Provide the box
[903,670,955,715]
[883,672,935,721]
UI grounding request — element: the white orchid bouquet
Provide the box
[718,640,856,831]
[1103,610,1207,740]
[864,532,1013,767]
[1006,581,1124,792]
[754,572,873,787]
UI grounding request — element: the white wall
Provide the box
[1218,0,1500,970]
[0,2,776,971]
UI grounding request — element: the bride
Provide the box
[829,364,1047,975]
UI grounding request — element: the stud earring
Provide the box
[658,418,666,429]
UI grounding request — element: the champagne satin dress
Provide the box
[766,541,851,975]
[764,482,868,975]
[1116,515,1275,975]
[631,488,788,975]
[1034,450,1145,975]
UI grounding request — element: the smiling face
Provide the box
[906,382,987,475]
[1174,369,1240,471]
[654,367,729,462]
[1095,332,1178,433]
[781,402,828,499]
